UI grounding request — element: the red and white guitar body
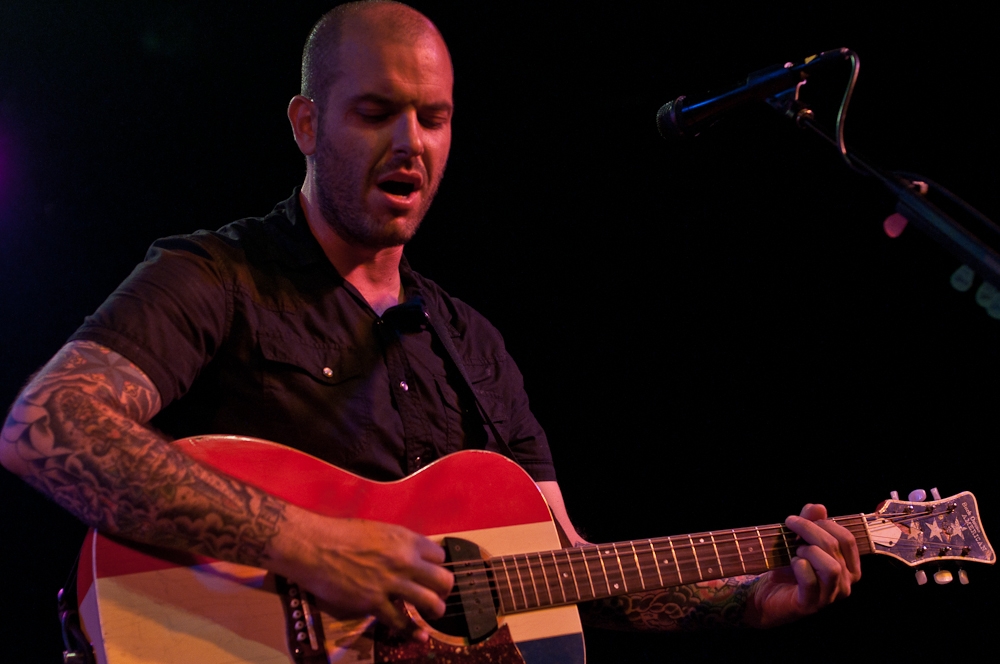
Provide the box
[77,436,586,664]
[76,436,996,663]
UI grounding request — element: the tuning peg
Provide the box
[934,569,954,585]
[951,265,975,292]
[915,570,928,585]
[930,487,941,500]
[908,489,927,502]
[890,491,900,500]
[958,568,969,585]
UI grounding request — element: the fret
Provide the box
[754,527,770,570]
[595,546,613,595]
[840,515,873,555]
[500,557,519,611]
[649,540,664,587]
[523,554,541,608]
[579,547,597,599]
[757,527,790,570]
[707,532,724,578]
[649,539,682,586]
[630,542,646,590]
[489,560,511,614]
[611,543,629,593]
[734,527,767,574]
[727,529,747,574]
[536,552,554,605]
[776,527,794,567]
[667,537,684,584]
[550,550,568,603]
[565,549,585,601]
[512,556,530,609]
[687,536,704,581]
[668,536,695,584]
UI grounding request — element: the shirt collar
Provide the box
[271,188,423,298]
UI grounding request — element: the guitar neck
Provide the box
[488,514,873,615]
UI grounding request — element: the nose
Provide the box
[391,108,424,158]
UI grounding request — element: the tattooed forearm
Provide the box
[580,577,758,631]
[0,341,286,566]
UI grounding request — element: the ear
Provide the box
[287,95,318,156]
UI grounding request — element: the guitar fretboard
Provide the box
[486,515,872,614]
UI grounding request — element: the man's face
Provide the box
[313,29,453,249]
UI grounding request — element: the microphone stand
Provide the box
[768,87,1000,291]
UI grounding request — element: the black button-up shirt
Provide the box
[71,191,555,482]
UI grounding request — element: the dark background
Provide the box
[2,2,997,661]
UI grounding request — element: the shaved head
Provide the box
[301,1,450,112]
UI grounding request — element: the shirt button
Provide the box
[322,367,333,378]
[399,380,409,392]
[414,455,422,468]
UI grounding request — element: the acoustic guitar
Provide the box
[75,435,995,663]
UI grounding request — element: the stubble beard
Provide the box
[313,132,441,250]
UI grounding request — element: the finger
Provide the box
[798,503,828,521]
[786,514,840,552]
[410,557,455,598]
[789,506,862,588]
[790,555,820,612]
[374,597,412,631]
[393,578,449,620]
[816,519,862,584]
[414,537,448,564]
[794,542,847,604]
[392,599,431,643]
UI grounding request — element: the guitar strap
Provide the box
[422,305,519,464]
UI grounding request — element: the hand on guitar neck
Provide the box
[741,503,862,628]
[577,502,862,631]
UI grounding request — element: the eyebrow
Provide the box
[351,93,453,114]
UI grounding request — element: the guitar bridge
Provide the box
[276,575,328,664]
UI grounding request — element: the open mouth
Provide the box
[377,181,417,197]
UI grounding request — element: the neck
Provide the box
[299,185,404,315]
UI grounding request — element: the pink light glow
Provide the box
[883,212,908,238]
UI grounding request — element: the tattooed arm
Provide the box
[0,340,453,636]
[578,504,861,631]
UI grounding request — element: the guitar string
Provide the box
[438,539,801,613]
[436,536,963,620]
[431,512,963,615]
[436,515,935,588]
[437,510,954,577]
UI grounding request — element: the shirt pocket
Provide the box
[463,355,510,442]
[256,334,375,461]
[258,335,362,386]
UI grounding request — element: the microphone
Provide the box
[656,48,850,140]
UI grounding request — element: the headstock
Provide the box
[867,490,995,580]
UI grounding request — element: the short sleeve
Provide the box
[69,234,230,407]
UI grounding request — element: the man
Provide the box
[0,0,859,653]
